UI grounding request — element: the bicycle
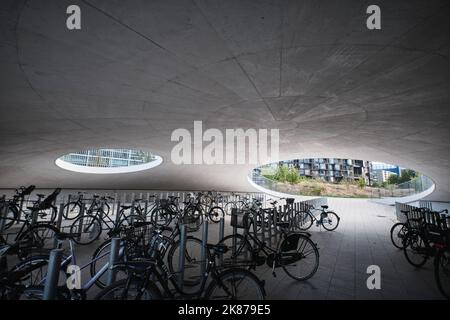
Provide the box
[63,193,112,220]
[69,197,144,245]
[94,242,266,300]
[90,219,203,289]
[218,210,320,281]
[0,189,61,259]
[293,204,340,231]
[402,209,449,268]
[0,185,36,230]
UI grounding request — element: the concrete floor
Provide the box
[3,198,445,299]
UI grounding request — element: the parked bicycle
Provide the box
[218,210,320,281]
[293,204,340,231]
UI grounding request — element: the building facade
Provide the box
[281,158,373,184]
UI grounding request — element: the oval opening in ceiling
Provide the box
[55,149,162,174]
[250,158,434,199]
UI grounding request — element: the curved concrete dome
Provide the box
[0,0,449,200]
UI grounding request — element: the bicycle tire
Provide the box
[280,233,319,281]
[208,206,224,223]
[403,231,429,268]
[293,211,313,231]
[2,205,19,230]
[321,211,340,231]
[62,202,82,220]
[167,236,203,287]
[434,248,450,300]
[70,215,102,245]
[16,223,59,258]
[390,222,408,249]
[204,268,265,300]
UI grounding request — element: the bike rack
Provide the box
[43,248,63,300]
[107,237,121,286]
[200,221,208,276]
[177,224,187,290]
[76,204,86,242]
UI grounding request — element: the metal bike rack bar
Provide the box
[115,201,122,224]
[219,217,224,242]
[107,237,121,286]
[53,203,65,247]
[0,200,7,233]
[200,221,208,276]
[43,248,63,300]
[76,204,86,242]
[177,224,187,290]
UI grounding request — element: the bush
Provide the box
[274,164,289,182]
[357,178,366,189]
[286,167,300,184]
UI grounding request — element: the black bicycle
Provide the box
[218,211,320,281]
[69,198,144,245]
[293,204,340,231]
[94,242,266,300]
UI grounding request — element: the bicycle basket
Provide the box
[180,214,201,232]
[230,209,250,229]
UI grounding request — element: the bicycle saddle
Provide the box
[133,198,143,202]
[206,243,229,255]
[36,194,46,198]
[276,222,290,229]
[321,205,328,209]
[55,232,81,241]
[120,205,132,209]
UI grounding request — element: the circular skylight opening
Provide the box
[55,149,162,174]
[250,158,434,199]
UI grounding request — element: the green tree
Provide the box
[387,174,399,185]
[274,164,289,182]
[357,178,366,189]
[286,167,300,184]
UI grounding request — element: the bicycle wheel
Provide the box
[12,254,67,288]
[224,202,237,216]
[94,278,162,300]
[70,215,102,245]
[151,207,171,226]
[434,248,450,299]
[17,223,59,258]
[292,211,313,231]
[208,206,224,223]
[217,234,254,266]
[280,233,319,281]
[167,236,203,287]
[90,239,129,289]
[2,205,19,230]
[62,202,82,220]
[205,268,265,300]
[322,212,340,231]
[390,223,408,249]
[403,231,429,267]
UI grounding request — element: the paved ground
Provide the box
[2,198,445,299]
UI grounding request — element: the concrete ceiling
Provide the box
[0,0,449,200]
